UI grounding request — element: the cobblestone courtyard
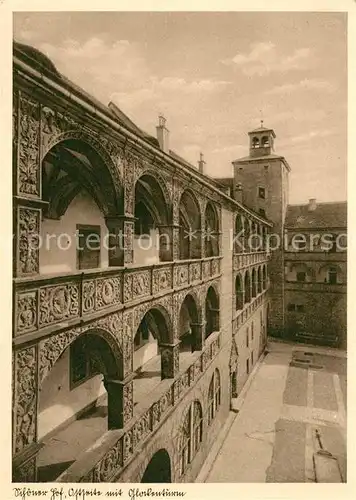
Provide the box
[200,340,346,483]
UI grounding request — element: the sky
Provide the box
[13,11,347,204]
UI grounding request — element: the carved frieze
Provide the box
[123,430,133,463]
[123,311,133,377]
[18,95,40,197]
[180,371,189,393]
[132,411,150,450]
[172,178,183,225]
[39,329,79,383]
[133,271,151,299]
[211,258,220,276]
[152,267,172,295]
[151,401,161,429]
[93,438,123,482]
[202,260,211,280]
[16,291,37,335]
[17,207,40,276]
[13,346,37,454]
[39,283,80,327]
[123,382,133,425]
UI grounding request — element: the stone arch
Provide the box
[244,269,251,302]
[133,303,173,345]
[235,273,244,310]
[140,448,172,483]
[178,292,203,353]
[135,168,172,210]
[204,201,220,257]
[205,285,220,339]
[175,288,203,322]
[251,268,257,297]
[41,132,123,217]
[39,325,123,387]
[134,172,171,233]
[134,433,176,483]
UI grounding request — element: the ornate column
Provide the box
[105,375,134,429]
[158,224,180,262]
[160,343,180,379]
[190,322,205,351]
[105,215,135,266]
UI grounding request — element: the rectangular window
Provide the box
[77,225,101,270]
[251,352,254,365]
[287,303,296,312]
[296,304,305,313]
[258,187,266,199]
[259,208,266,217]
[328,270,337,284]
[296,271,306,282]
[246,329,249,348]
[246,359,250,375]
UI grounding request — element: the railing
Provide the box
[233,252,269,271]
[233,287,269,332]
[57,330,222,483]
[14,257,222,340]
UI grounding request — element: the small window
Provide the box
[258,187,266,199]
[296,304,305,313]
[287,303,296,312]
[246,329,249,348]
[264,165,269,171]
[251,321,254,340]
[296,271,306,282]
[246,358,250,375]
[251,352,254,365]
[328,268,338,284]
[77,225,101,270]
[259,208,266,217]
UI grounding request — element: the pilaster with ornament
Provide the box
[160,342,180,379]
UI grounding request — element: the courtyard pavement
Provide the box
[200,339,346,483]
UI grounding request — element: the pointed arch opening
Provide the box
[205,286,220,339]
[134,174,170,266]
[244,270,251,303]
[179,190,202,260]
[252,268,257,298]
[235,274,244,310]
[179,400,203,477]
[179,293,202,355]
[235,214,245,253]
[208,369,221,425]
[204,202,219,257]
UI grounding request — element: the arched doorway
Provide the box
[141,449,171,483]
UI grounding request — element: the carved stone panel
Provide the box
[161,344,179,379]
[189,262,201,283]
[18,94,40,197]
[202,260,211,280]
[15,291,38,335]
[159,388,173,416]
[39,329,79,383]
[172,179,183,225]
[123,381,134,425]
[123,311,133,377]
[124,221,134,265]
[13,346,38,454]
[123,430,134,463]
[17,207,40,276]
[82,280,96,314]
[39,283,80,327]
[174,264,189,288]
[93,438,123,482]
[132,411,151,449]
[96,277,121,310]
[152,267,172,295]
[132,271,151,300]
[211,258,220,276]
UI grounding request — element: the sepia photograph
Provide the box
[10,7,348,488]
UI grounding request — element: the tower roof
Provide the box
[248,126,276,137]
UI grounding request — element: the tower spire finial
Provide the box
[259,109,264,128]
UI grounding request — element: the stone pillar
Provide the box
[105,215,135,266]
[191,229,202,259]
[105,375,134,429]
[209,308,220,333]
[158,224,180,262]
[190,322,205,351]
[160,343,180,379]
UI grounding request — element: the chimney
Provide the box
[235,182,243,203]
[156,115,169,153]
[198,152,206,174]
[308,198,317,211]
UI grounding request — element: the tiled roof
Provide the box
[285,201,347,229]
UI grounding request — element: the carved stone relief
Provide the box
[96,277,121,309]
[152,267,172,295]
[16,291,38,335]
[82,280,96,314]
[18,94,40,197]
[190,262,201,283]
[174,264,189,288]
[92,438,123,482]
[13,346,37,454]
[132,411,150,449]
[39,283,80,327]
[123,381,134,425]
[17,207,40,276]
[124,221,134,264]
